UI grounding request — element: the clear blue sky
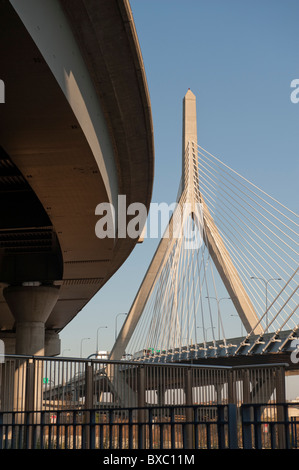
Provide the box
[60,0,298,392]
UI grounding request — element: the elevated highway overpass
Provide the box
[0,0,154,356]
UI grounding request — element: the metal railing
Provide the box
[242,403,299,449]
[0,354,296,449]
[0,355,287,411]
[0,404,237,450]
[1,403,298,450]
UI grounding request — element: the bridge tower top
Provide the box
[183,89,197,152]
[182,89,199,201]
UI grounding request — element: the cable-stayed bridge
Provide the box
[110,90,299,369]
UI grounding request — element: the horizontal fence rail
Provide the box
[0,355,297,449]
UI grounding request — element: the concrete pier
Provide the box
[3,285,59,356]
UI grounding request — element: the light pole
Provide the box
[62,349,70,356]
[96,326,107,354]
[251,276,282,329]
[115,313,127,341]
[80,337,90,358]
[230,314,244,337]
[205,296,231,340]
[197,326,215,341]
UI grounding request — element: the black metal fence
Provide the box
[0,403,298,450]
[0,355,288,411]
[0,355,298,449]
[242,403,299,449]
[0,404,237,450]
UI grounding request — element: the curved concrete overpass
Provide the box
[0,0,154,355]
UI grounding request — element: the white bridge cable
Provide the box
[196,179,297,325]
[200,204,285,324]
[247,279,299,354]
[196,154,299,243]
[179,220,219,352]
[121,141,298,361]
[193,144,298,329]
[196,175,292,288]
[264,283,299,334]
[235,267,299,354]
[216,231,294,330]
[128,240,180,357]
[193,150,297,245]
[131,240,180,354]
[199,154,298,259]
[126,214,220,360]
[179,220,203,347]
[197,144,299,221]
[195,154,298,266]
[128,204,189,357]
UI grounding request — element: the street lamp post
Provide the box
[62,349,70,356]
[96,326,107,354]
[230,314,244,337]
[251,276,282,329]
[197,326,215,342]
[80,337,90,358]
[115,313,127,341]
[205,296,231,340]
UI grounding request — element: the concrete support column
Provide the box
[15,322,45,357]
[3,285,59,414]
[3,285,59,356]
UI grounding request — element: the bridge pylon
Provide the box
[110,90,263,361]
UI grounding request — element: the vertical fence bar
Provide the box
[242,405,253,449]
[276,366,287,449]
[72,411,75,449]
[227,404,238,449]
[160,417,164,449]
[270,422,276,449]
[170,407,175,449]
[217,405,226,449]
[84,362,93,449]
[254,405,262,449]
[242,369,250,404]
[228,369,236,405]
[291,416,298,449]
[40,411,45,449]
[128,408,133,450]
[283,403,290,450]
[56,410,60,449]
[0,412,2,450]
[148,407,153,449]
[109,409,113,449]
[206,421,211,449]
[24,360,34,449]
[89,409,95,450]
[137,365,145,449]
[184,367,193,449]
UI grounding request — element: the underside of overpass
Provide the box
[0,0,154,355]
